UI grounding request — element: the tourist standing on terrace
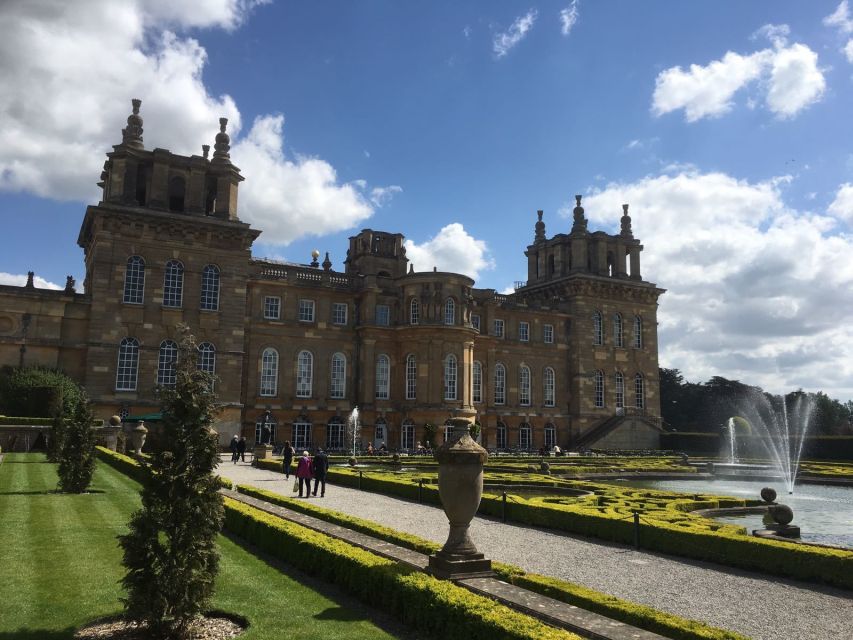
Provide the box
[312,448,329,497]
[296,451,313,498]
[282,440,295,479]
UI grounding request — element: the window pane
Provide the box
[444,354,457,401]
[494,364,506,405]
[519,366,531,406]
[299,300,315,322]
[332,302,347,325]
[543,324,553,343]
[163,260,183,308]
[444,298,455,325]
[116,337,139,390]
[200,265,220,311]
[330,353,346,399]
[375,355,390,399]
[123,256,145,304]
[157,340,177,388]
[594,370,604,408]
[473,361,482,403]
[544,367,555,407]
[406,354,417,400]
[375,304,390,326]
[296,351,313,397]
[519,322,529,342]
[264,296,281,320]
[260,348,278,396]
[410,298,419,324]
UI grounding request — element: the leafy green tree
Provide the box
[0,366,82,418]
[423,422,437,448]
[118,326,223,638]
[47,413,67,463]
[57,393,97,493]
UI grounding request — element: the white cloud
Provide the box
[499,284,517,295]
[824,1,853,34]
[828,183,853,223]
[403,223,494,280]
[0,0,384,246]
[0,272,61,290]
[463,25,472,39]
[844,39,853,63]
[582,169,853,400]
[652,31,825,122]
[559,1,579,36]
[493,9,537,58]
[369,185,402,207]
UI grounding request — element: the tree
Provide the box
[57,393,97,493]
[423,423,437,448]
[118,326,223,638]
[0,365,82,418]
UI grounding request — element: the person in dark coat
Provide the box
[312,447,329,497]
[236,436,246,462]
[229,434,239,463]
[282,440,295,479]
[295,451,313,498]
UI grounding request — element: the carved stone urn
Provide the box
[427,417,493,580]
[131,420,148,454]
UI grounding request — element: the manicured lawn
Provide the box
[0,453,418,639]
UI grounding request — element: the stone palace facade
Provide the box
[0,100,665,451]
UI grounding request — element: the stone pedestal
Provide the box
[254,444,273,460]
[428,418,493,580]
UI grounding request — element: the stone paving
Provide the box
[220,458,853,640]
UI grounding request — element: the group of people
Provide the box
[365,442,388,456]
[228,435,247,463]
[281,441,329,498]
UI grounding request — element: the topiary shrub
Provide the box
[539,461,551,475]
[47,413,66,463]
[118,326,224,638]
[57,393,97,493]
[0,366,83,418]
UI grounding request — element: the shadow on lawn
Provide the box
[0,629,75,639]
[314,606,369,622]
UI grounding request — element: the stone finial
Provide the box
[534,209,546,243]
[64,275,76,293]
[409,264,414,273]
[121,98,144,149]
[212,117,231,162]
[571,194,588,234]
[25,271,35,288]
[310,249,320,268]
[202,144,210,159]
[322,252,332,271]
[620,203,634,238]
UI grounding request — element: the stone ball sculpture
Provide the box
[769,504,794,526]
[347,457,357,467]
[109,415,122,426]
[760,487,777,503]
[539,461,551,474]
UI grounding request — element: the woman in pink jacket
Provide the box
[295,450,313,498]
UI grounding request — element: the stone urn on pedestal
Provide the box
[130,420,148,454]
[427,417,493,580]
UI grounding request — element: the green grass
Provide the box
[0,453,417,639]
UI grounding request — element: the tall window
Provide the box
[615,372,625,411]
[123,256,145,304]
[494,363,506,405]
[472,361,482,403]
[296,350,313,398]
[326,417,345,450]
[157,340,177,388]
[443,420,453,443]
[264,296,280,320]
[116,337,139,390]
[543,324,554,344]
[543,367,555,407]
[493,319,504,338]
[402,419,415,450]
[332,302,347,325]
[544,423,556,449]
[405,354,417,400]
[375,418,386,445]
[293,420,311,450]
[375,304,390,326]
[298,299,315,322]
[410,298,419,325]
[519,422,532,450]
[593,311,603,345]
[444,298,455,325]
[519,321,529,342]
[594,370,605,408]
[162,260,183,308]
[496,421,507,449]
[613,313,624,348]
[330,353,346,399]
[375,354,390,400]
[198,342,216,375]
[200,265,220,311]
[444,354,457,401]
[471,314,481,332]
[633,315,643,348]
[635,373,645,409]
[260,348,279,397]
[519,365,531,406]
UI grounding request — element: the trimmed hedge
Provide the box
[235,484,747,640]
[224,497,579,640]
[96,446,234,489]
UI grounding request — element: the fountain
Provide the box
[346,407,361,458]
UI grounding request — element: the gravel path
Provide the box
[220,459,853,640]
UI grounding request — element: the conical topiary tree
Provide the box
[118,326,223,638]
[57,393,97,493]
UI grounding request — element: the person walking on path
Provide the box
[282,440,295,479]
[312,447,329,497]
[237,436,246,462]
[229,434,239,463]
[296,450,314,498]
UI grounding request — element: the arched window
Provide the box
[197,343,216,391]
[157,340,178,388]
[615,372,625,411]
[519,422,532,450]
[401,419,415,450]
[444,298,455,325]
[443,419,453,444]
[375,417,387,445]
[123,256,145,304]
[296,350,313,398]
[472,361,483,403]
[200,265,220,311]
[410,298,419,325]
[494,363,506,405]
[375,354,390,400]
[594,370,605,408]
[444,354,457,401]
[326,416,345,450]
[330,353,346,399]
[163,260,184,308]
[496,421,507,449]
[633,315,643,348]
[544,423,556,449]
[405,354,417,400]
[543,367,555,407]
[519,365,531,406]
[613,313,624,348]
[292,418,312,450]
[635,373,645,409]
[116,337,139,390]
[260,348,279,397]
[168,175,186,212]
[592,311,603,345]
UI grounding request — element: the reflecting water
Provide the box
[615,478,853,549]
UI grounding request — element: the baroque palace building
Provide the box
[0,100,665,451]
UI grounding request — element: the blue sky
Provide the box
[1,1,852,400]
